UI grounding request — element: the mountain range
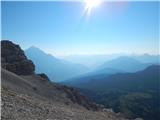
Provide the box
[25,46,89,82]
[25,47,159,83]
[62,56,158,84]
[96,56,150,73]
[62,54,160,69]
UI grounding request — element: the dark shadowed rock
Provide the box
[37,73,50,81]
[56,85,102,111]
[1,40,35,75]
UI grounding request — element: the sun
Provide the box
[85,0,102,15]
[85,0,101,8]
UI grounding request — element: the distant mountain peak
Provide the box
[26,46,45,53]
[27,45,39,49]
[97,56,147,73]
[25,46,89,81]
[115,56,141,62]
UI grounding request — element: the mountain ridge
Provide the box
[96,56,149,73]
[25,46,89,81]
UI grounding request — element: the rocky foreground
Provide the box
[1,67,129,120]
[1,40,132,120]
[2,86,128,120]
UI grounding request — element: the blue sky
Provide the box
[2,1,159,56]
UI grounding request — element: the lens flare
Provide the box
[85,0,102,15]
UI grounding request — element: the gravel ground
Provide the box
[1,69,130,120]
[1,87,129,120]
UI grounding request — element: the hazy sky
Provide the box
[2,1,159,56]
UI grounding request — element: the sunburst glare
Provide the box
[84,0,103,15]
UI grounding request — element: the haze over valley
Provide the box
[24,46,159,82]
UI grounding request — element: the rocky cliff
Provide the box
[1,40,35,75]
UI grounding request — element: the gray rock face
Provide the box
[1,40,35,75]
